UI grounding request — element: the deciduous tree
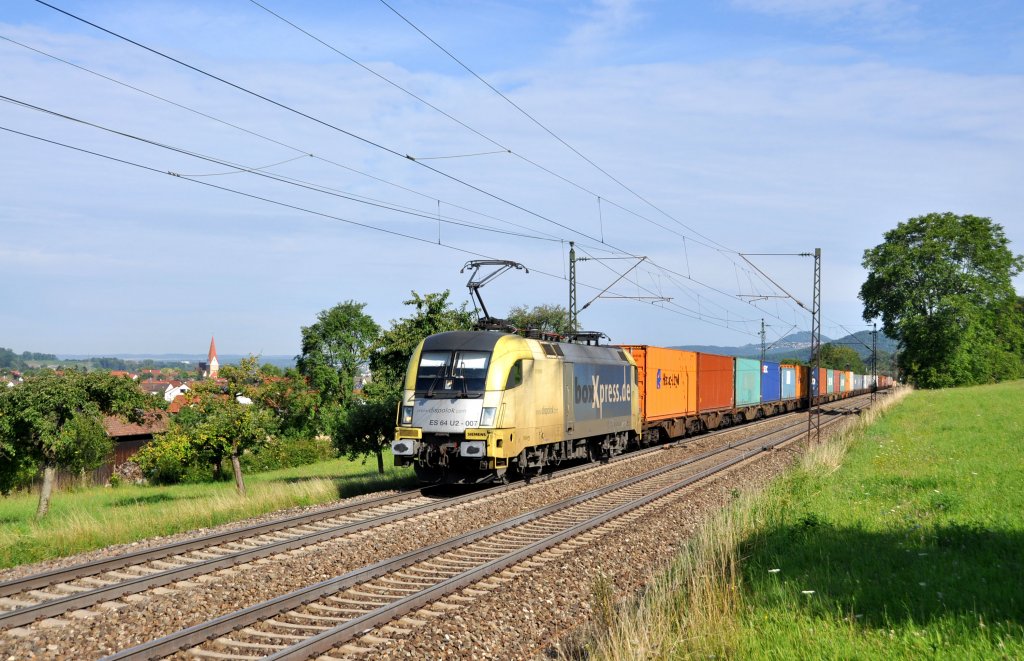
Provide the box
[0,370,158,518]
[297,301,380,431]
[332,399,395,474]
[140,371,276,494]
[507,303,574,336]
[860,212,1024,387]
[818,344,867,373]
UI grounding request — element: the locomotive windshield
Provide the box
[416,350,491,397]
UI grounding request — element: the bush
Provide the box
[134,432,197,485]
[240,434,337,473]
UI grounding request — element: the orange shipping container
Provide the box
[697,353,734,412]
[845,370,854,392]
[620,346,698,420]
[784,364,808,401]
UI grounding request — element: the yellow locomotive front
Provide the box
[392,330,640,483]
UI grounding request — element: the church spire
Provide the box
[207,336,219,378]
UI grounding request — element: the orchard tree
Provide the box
[860,212,1024,387]
[297,301,380,431]
[143,373,276,494]
[0,370,158,518]
[333,398,395,474]
[254,368,319,439]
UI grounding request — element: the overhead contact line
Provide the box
[0,33,564,243]
[376,0,811,322]
[33,0,608,247]
[27,1,806,331]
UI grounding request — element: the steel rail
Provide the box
[2,391,874,632]
[270,404,872,661]
[0,487,505,629]
[106,403,865,661]
[0,489,426,599]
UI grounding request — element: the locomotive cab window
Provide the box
[505,360,524,389]
[415,350,490,396]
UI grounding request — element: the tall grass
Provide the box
[0,455,416,569]
[580,387,917,660]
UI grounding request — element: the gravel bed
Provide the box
[335,408,871,659]
[332,441,806,659]
[0,489,402,585]
[0,405,849,659]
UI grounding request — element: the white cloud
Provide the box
[731,0,909,20]
[563,0,645,57]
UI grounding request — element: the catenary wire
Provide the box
[0,123,754,335]
[246,0,728,254]
[375,0,811,320]
[377,0,739,254]
[0,33,565,243]
[33,0,612,246]
[23,2,799,332]
[0,95,563,244]
[18,7,783,330]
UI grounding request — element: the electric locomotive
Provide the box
[391,331,640,483]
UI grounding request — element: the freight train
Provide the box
[391,330,891,484]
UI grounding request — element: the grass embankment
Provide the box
[0,454,416,569]
[587,382,1024,659]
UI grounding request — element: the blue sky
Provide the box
[1,0,1021,356]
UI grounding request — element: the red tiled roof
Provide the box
[167,394,192,413]
[208,336,217,363]
[103,412,167,438]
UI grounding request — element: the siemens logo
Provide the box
[574,375,631,413]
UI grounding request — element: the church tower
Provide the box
[207,336,219,379]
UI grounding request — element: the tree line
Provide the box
[0,348,58,371]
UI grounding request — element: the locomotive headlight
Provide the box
[400,406,414,426]
[479,407,497,427]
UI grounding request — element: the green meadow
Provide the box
[0,454,416,569]
[587,382,1024,659]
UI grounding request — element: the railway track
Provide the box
[0,394,873,635]
[0,489,468,629]
[106,400,866,661]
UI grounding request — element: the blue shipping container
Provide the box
[839,372,846,391]
[781,365,797,399]
[761,361,781,403]
[735,358,761,406]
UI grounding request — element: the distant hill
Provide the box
[672,330,897,363]
[53,353,297,369]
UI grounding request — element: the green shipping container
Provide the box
[735,358,761,406]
